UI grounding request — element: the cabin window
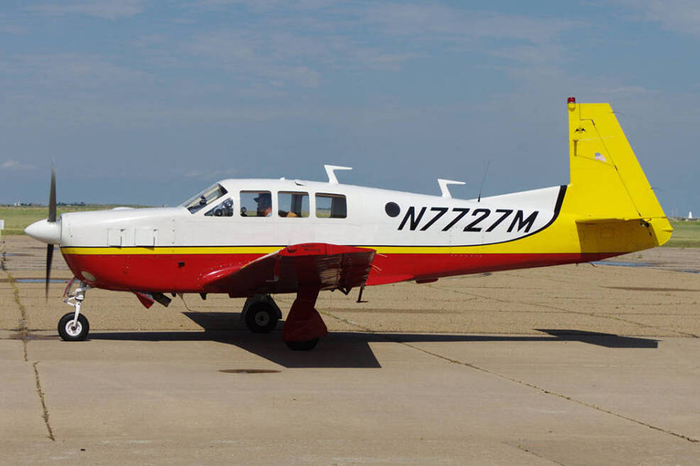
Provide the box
[182,184,228,214]
[316,193,347,218]
[278,192,309,218]
[240,191,272,217]
[205,198,234,217]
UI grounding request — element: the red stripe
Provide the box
[62,251,619,294]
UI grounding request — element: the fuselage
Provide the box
[44,178,620,295]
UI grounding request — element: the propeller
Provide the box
[45,165,56,299]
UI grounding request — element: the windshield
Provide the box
[181,183,228,214]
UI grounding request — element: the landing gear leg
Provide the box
[58,282,90,341]
[283,287,327,351]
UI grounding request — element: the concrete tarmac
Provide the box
[1,236,699,465]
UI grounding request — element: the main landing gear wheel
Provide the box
[244,301,280,334]
[285,338,320,351]
[58,312,90,341]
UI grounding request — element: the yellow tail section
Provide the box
[564,100,672,252]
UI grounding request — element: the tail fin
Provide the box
[564,99,672,249]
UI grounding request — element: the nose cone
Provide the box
[25,219,62,244]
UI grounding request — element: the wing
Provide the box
[201,243,376,296]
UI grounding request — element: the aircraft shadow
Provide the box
[90,330,383,369]
[87,313,658,369]
[534,329,658,349]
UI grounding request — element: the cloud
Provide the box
[8,54,153,90]
[278,66,321,87]
[183,30,258,61]
[489,44,561,65]
[193,0,341,11]
[0,97,316,129]
[596,86,654,95]
[364,4,578,44]
[0,54,158,129]
[1,160,36,170]
[183,168,238,180]
[358,4,583,67]
[27,0,147,20]
[0,14,27,34]
[615,0,700,36]
[181,30,325,88]
[181,3,581,79]
[353,50,419,71]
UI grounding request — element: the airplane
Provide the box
[25,98,672,350]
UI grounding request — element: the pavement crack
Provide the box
[319,310,365,329]
[322,309,699,444]
[6,271,29,362]
[399,341,700,445]
[33,362,55,441]
[3,254,55,442]
[1,249,6,271]
[427,284,699,338]
[514,444,567,465]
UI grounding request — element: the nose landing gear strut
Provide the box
[58,279,90,341]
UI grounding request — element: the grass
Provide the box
[665,220,700,248]
[2,206,699,248]
[0,205,143,236]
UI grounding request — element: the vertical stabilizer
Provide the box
[564,99,672,247]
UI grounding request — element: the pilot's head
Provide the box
[254,193,272,216]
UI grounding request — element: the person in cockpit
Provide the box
[255,193,272,217]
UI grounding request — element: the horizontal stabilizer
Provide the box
[575,217,672,253]
[575,217,669,226]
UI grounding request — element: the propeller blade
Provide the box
[46,164,57,299]
[48,164,56,223]
[46,244,54,299]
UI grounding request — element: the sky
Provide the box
[0,0,699,216]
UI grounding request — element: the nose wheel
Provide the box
[59,280,90,341]
[58,312,90,341]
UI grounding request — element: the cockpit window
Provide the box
[205,198,234,217]
[316,193,347,218]
[182,184,228,214]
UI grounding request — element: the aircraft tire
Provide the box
[244,302,279,333]
[58,312,90,341]
[285,338,320,351]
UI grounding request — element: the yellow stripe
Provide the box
[61,245,467,256]
[59,244,555,256]
[373,246,451,254]
[60,246,282,255]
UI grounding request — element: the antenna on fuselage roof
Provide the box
[477,160,492,203]
[437,179,465,198]
[324,165,352,184]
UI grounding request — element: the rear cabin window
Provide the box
[279,192,309,218]
[316,193,347,219]
[240,191,272,217]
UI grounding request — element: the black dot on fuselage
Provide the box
[385,202,400,217]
